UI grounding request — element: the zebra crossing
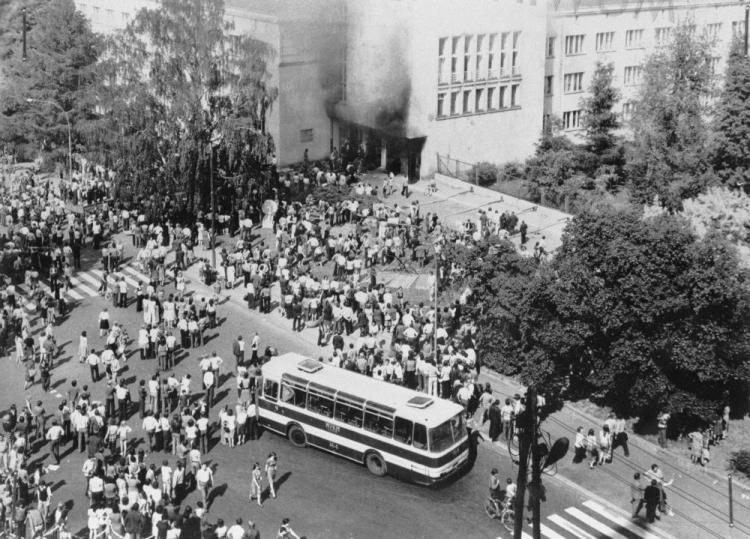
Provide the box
[16,262,153,304]
[503,499,668,539]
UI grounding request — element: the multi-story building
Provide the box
[546,0,746,136]
[75,0,749,178]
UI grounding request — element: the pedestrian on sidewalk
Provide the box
[249,463,262,507]
[586,428,599,469]
[644,480,661,523]
[657,411,670,448]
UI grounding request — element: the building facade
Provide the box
[75,0,748,177]
[546,0,746,136]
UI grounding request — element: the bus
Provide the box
[258,353,469,485]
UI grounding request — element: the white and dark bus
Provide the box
[258,353,469,485]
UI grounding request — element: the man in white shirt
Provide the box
[209,352,223,376]
[46,421,64,464]
[87,350,100,383]
[227,519,245,539]
[142,412,159,450]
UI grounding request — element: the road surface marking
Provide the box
[68,276,99,297]
[548,514,596,539]
[540,523,566,539]
[122,265,150,282]
[566,507,629,539]
[583,500,662,539]
[75,272,102,289]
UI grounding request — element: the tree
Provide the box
[712,39,750,186]
[627,24,715,207]
[541,207,750,424]
[95,0,278,214]
[0,0,99,163]
[581,62,620,157]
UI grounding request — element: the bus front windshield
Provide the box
[428,413,466,453]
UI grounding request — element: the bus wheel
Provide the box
[365,452,387,476]
[287,424,307,448]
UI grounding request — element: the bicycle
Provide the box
[483,497,515,532]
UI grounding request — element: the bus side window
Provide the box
[264,380,278,401]
[394,417,413,445]
[281,383,307,408]
[334,401,363,427]
[364,409,393,438]
[413,423,428,450]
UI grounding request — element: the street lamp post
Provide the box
[26,98,72,181]
[209,144,216,269]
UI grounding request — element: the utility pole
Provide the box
[745,3,749,57]
[433,245,439,366]
[513,389,536,539]
[209,144,216,269]
[22,7,27,61]
[529,389,541,539]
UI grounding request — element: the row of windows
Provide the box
[264,378,428,449]
[437,84,520,118]
[548,23,735,57]
[438,32,522,85]
[561,102,638,130]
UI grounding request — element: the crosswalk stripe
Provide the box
[583,500,662,539]
[75,271,101,288]
[122,265,150,283]
[541,523,567,539]
[548,514,596,539]
[64,287,84,300]
[521,532,532,539]
[92,268,139,288]
[566,507,629,539]
[68,276,99,297]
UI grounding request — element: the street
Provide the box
[0,231,680,539]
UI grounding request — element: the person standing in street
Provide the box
[644,480,661,523]
[196,463,213,511]
[265,452,278,499]
[249,463,262,507]
[45,421,64,464]
[277,518,300,539]
[87,350,100,383]
[630,472,645,518]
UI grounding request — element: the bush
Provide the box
[730,449,750,477]
[497,161,525,184]
[473,161,499,187]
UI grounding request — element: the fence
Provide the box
[436,154,478,185]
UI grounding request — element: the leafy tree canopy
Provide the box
[712,39,750,186]
[627,24,715,208]
[0,0,99,163]
[93,0,278,213]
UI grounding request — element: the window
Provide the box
[546,36,556,58]
[306,383,334,418]
[299,129,313,143]
[394,417,414,445]
[511,32,521,76]
[563,72,584,93]
[413,423,428,450]
[500,32,509,76]
[363,404,393,438]
[263,380,278,401]
[511,84,519,107]
[93,6,101,16]
[732,21,746,39]
[622,102,636,122]
[437,93,446,118]
[334,392,364,427]
[475,88,484,112]
[451,36,460,82]
[565,34,585,55]
[280,377,307,408]
[476,34,485,79]
[595,32,615,52]
[563,110,582,130]
[428,414,465,453]
[487,87,496,110]
[545,75,553,96]
[625,29,644,49]
[704,23,721,41]
[450,91,459,115]
[654,27,672,47]
[499,86,507,108]
[121,12,130,24]
[488,33,497,78]
[623,66,642,86]
[438,37,448,84]
[463,90,472,113]
[463,35,473,81]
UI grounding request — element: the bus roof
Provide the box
[262,353,465,425]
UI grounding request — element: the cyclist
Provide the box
[488,468,502,501]
[504,478,517,508]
